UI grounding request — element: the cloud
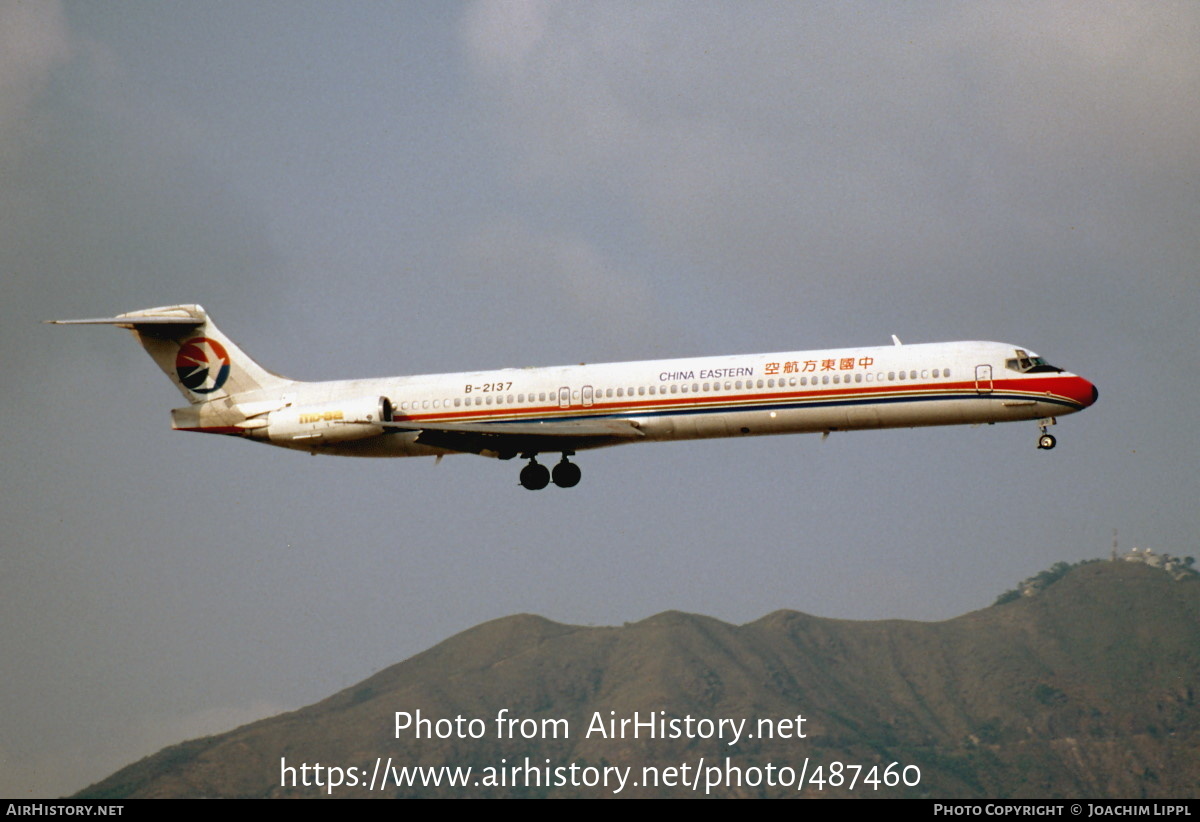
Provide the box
[965,3,1199,173]
[0,3,283,357]
[459,2,1200,294]
[455,217,662,355]
[0,0,71,126]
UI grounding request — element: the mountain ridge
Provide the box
[77,561,1200,798]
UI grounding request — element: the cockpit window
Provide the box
[1005,349,1063,374]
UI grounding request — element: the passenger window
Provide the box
[898,371,906,380]
[670,384,678,394]
[855,373,862,383]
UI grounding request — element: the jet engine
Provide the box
[266,396,393,444]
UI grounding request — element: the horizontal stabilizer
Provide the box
[47,316,203,326]
[49,304,290,401]
[48,305,208,328]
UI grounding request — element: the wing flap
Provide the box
[375,417,644,456]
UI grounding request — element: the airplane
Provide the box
[50,304,1097,490]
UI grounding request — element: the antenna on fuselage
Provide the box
[891,335,903,346]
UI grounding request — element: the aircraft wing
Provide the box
[375,417,644,456]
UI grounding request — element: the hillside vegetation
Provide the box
[78,561,1199,798]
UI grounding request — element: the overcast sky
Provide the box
[3,1,1197,797]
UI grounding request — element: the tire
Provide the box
[520,462,550,490]
[552,461,581,488]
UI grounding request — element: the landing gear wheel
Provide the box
[552,459,581,489]
[1038,434,1057,450]
[519,460,550,490]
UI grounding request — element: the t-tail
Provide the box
[49,304,291,404]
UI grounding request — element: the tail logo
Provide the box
[175,337,231,394]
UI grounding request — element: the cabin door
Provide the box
[974,364,993,394]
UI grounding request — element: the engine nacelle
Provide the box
[266,396,393,444]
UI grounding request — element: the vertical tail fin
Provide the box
[49,304,291,403]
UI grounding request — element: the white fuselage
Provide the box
[204,340,1096,459]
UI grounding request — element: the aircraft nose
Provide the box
[1070,376,1098,409]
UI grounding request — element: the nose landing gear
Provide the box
[1036,418,1057,450]
[518,453,581,490]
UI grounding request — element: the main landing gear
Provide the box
[519,454,581,490]
[1037,418,1057,450]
